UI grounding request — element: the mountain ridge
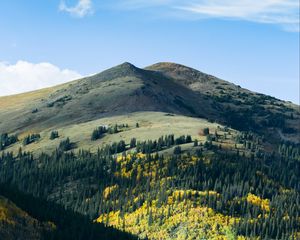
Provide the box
[0,62,299,143]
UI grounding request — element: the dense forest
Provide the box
[0,129,299,239]
[0,184,137,240]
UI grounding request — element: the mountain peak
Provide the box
[117,62,139,71]
[147,62,186,68]
[106,62,141,75]
[145,62,195,71]
[120,61,136,67]
[118,62,137,69]
[88,62,142,83]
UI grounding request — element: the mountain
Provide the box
[0,62,298,142]
[0,62,299,239]
[0,62,216,134]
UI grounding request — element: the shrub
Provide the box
[203,128,210,136]
[91,126,107,141]
[59,138,74,151]
[50,131,59,140]
[0,133,18,150]
[23,134,40,146]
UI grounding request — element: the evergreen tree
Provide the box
[50,131,59,140]
[130,138,136,148]
[173,146,181,155]
[203,128,210,136]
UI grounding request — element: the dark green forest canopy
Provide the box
[0,184,137,240]
[0,135,299,239]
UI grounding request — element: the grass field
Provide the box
[2,111,231,156]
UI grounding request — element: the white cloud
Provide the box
[59,0,93,17]
[178,0,299,32]
[0,61,82,96]
[118,0,300,31]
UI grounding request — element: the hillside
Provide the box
[0,112,224,156]
[0,62,299,239]
[0,185,137,240]
[0,195,54,240]
[0,62,214,133]
[1,129,299,239]
[0,62,299,143]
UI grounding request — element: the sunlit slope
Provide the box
[2,112,224,156]
[0,62,215,134]
[1,62,298,143]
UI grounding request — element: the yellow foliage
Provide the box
[292,232,300,239]
[103,184,119,199]
[103,154,258,239]
[237,236,247,240]
[136,152,146,159]
[0,207,15,225]
[246,193,270,212]
[172,189,219,200]
[96,196,241,240]
[279,187,293,194]
[283,213,290,221]
[116,155,124,163]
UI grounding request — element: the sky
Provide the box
[0,0,299,104]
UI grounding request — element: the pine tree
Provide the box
[203,128,210,136]
[173,146,181,155]
[50,131,59,140]
[130,138,136,148]
[148,209,153,226]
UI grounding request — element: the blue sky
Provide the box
[0,0,299,103]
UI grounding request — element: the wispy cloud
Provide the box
[0,61,82,96]
[59,0,93,18]
[178,0,299,32]
[117,0,300,31]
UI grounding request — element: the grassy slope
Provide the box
[146,62,300,143]
[2,112,224,156]
[0,62,299,144]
